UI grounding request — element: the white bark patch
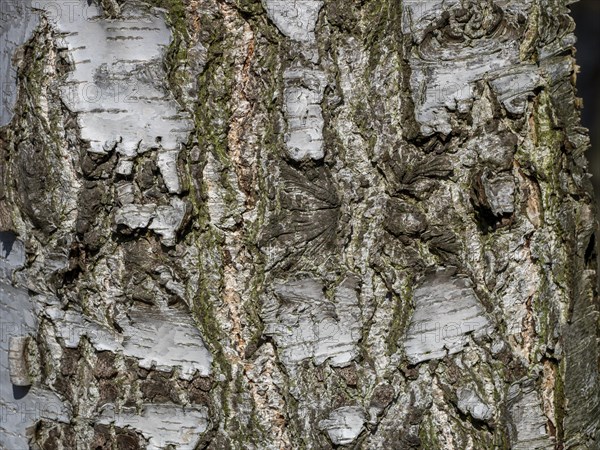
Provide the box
[0,283,70,450]
[49,307,122,353]
[18,0,193,195]
[401,0,534,135]
[508,383,554,449]
[116,159,135,177]
[156,149,182,194]
[119,306,212,379]
[263,0,327,161]
[262,277,362,368]
[114,204,156,229]
[456,386,495,422]
[488,65,542,115]
[0,2,39,126]
[149,198,187,247]
[283,68,327,161]
[114,197,186,247]
[404,271,491,364]
[262,0,323,42]
[37,1,192,155]
[481,172,516,216]
[318,406,366,445]
[99,404,209,450]
[115,181,136,204]
[47,304,212,379]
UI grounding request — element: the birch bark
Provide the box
[0,0,598,448]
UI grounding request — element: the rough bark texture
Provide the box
[1,0,599,449]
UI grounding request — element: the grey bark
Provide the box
[0,0,599,448]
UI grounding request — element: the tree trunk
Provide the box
[1,0,599,448]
